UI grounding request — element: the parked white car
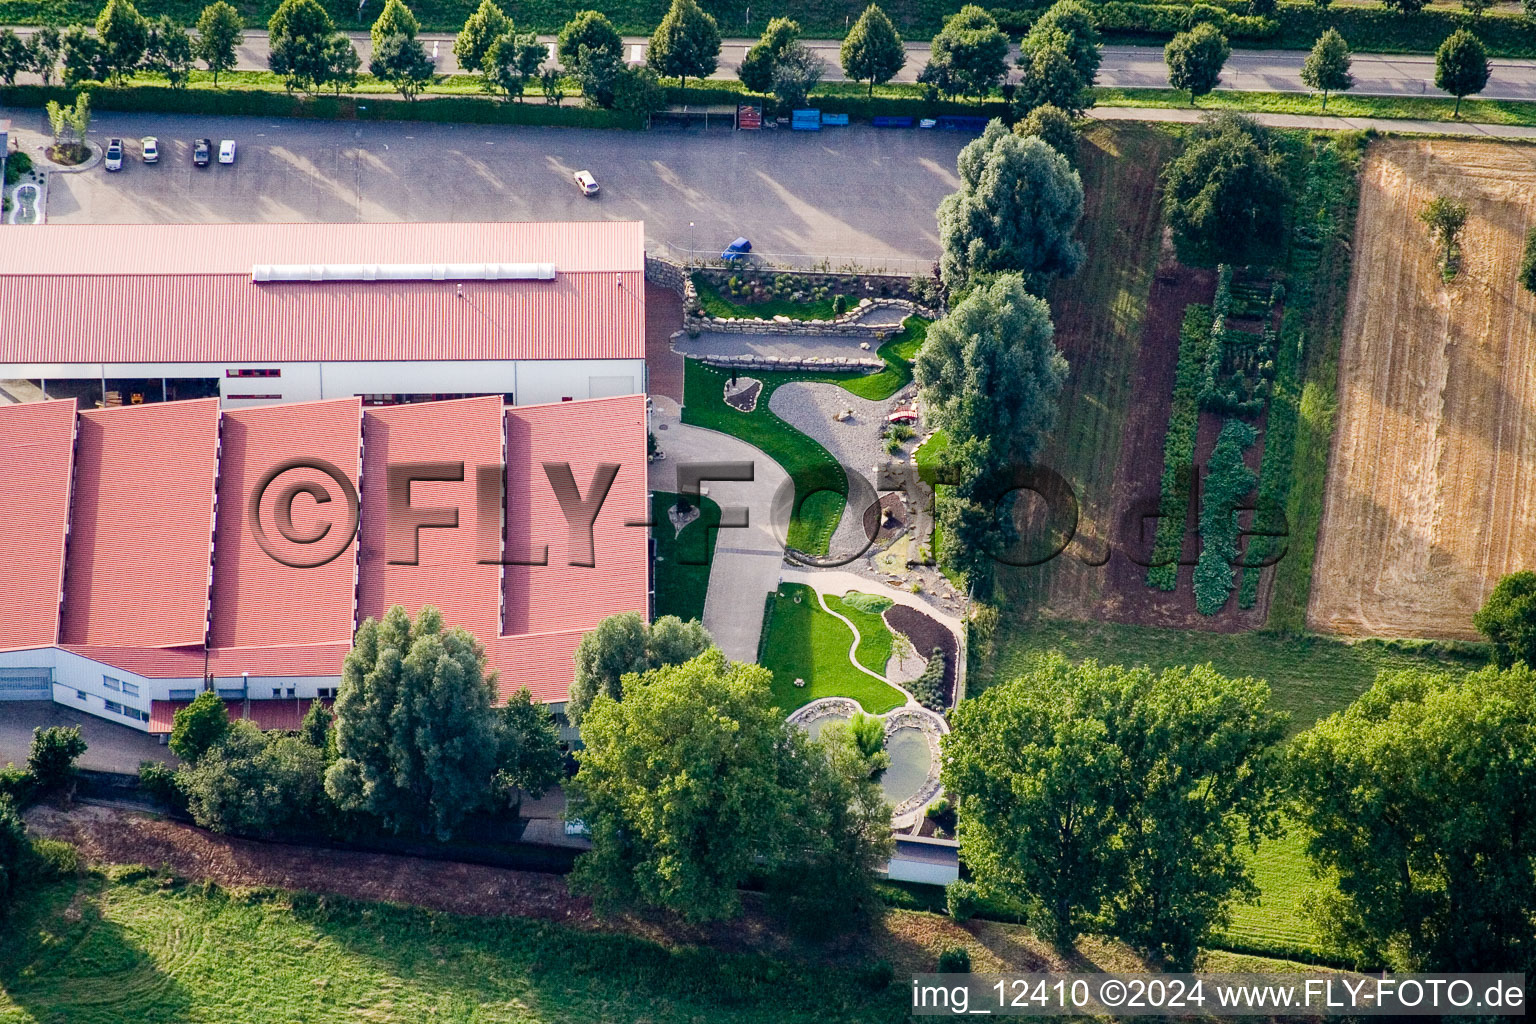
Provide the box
[573,170,599,196]
[103,138,123,171]
[218,139,237,165]
[141,137,158,164]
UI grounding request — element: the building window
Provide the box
[272,688,282,698]
[286,688,296,698]
[316,687,337,699]
[169,689,197,700]
[104,700,123,715]
[226,368,281,378]
[121,681,139,697]
[103,676,122,692]
[76,690,88,702]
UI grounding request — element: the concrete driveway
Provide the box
[5,111,962,271]
[0,702,174,775]
[649,400,789,663]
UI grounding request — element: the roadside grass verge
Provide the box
[651,490,721,623]
[977,615,1486,733]
[0,870,908,1024]
[1094,88,1536,128]
[760,583,907,715]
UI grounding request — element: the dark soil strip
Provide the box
[884,605,958,707]
[644,283,685,402]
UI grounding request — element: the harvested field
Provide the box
[1310,140,1536,639]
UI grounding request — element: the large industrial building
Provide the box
[0,221,646,410]
[0,393,650,733]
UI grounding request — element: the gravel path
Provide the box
[768,380,895,556]
[850,305,911,327]
[675,330,879,362]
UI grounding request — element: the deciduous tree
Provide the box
[267,0,335,92]
[144,15,195,88]
[1473,570,1536,668]
[321,31,360,92]
[96,0,150,82]
[770,39,825,109]
[370,31,434,99]
[324,605,499,838]
[1435,29,1490,115]
[937,119,1085,291]
[0,798,27,917]
[556,10,621,76]
[481,29,544,101]
[369,0,419,50]
[738,16,798,94]
[1023,0,1100,88]
[180,722,329,837]
[1160,112,1289,267]
[1014,102,1077,163]
[194,1,243,85]
[492,687,564,814]
[840,4,905,98]
[647,0,719,90]
[0,29,27,87]
[1164,22,1229,103]
[1300,28,1353,110]
[1015,40,1090,118]
[919,5,1008,101]
[26,25,62,85]
[567,612,712,725]
[1521,226,1536,295]
[60,26,107,87]
[1289,665,1536,972]
[169,690,229,763]
[27,727,87,796]
[453,0,511,77]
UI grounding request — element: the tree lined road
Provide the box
[6,27,1536,99]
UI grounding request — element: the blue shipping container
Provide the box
[791,109,822,131]
[820,112,850,126]
[872,115,915,128]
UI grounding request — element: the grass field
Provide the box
[1218,827,1335,961]
[650,490,721,623]
[0,870,913,1024]
[839,319,928,402]
[976,616,1486,733]
[993,123,1179,615]
[760,583,907,714]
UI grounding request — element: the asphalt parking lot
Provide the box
[10,110,968,270]
[0,702,174,775]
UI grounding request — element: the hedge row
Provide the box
[1194,417,1258,615]
[0,83,641,129]
[1146,303,1215,592]
[665,82,1012,120]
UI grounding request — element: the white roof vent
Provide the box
[252,263,557,282]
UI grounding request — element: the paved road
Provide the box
[0,702,174,774]
[6,27,1536,98]
[647,398,790,663]
[4,110,961,269]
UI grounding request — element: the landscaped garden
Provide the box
[680,317,929,555]
[758,583,906,714]
[650,490,722,622]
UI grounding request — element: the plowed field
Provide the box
[1310,140,1536,639]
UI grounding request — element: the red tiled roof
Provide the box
[0,400,76,651]
[149,696,334,735]
[0,222,645,364]
[61,400,220,648]
[490,628,592,705]
[503,395,650,636]
[357,396,505,639]
[210,399,361,649]
[64,643,353,680]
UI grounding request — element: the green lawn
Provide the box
[650,490,721,623]
[978,616,1487,734]
[0,871,910,1024]
[1219,827,1335,961]
[839,319,928,402]
[1095,87,1536,128]
[824,592,896,677]
[759,584,907,715]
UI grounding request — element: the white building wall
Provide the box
[11,360,646,409]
